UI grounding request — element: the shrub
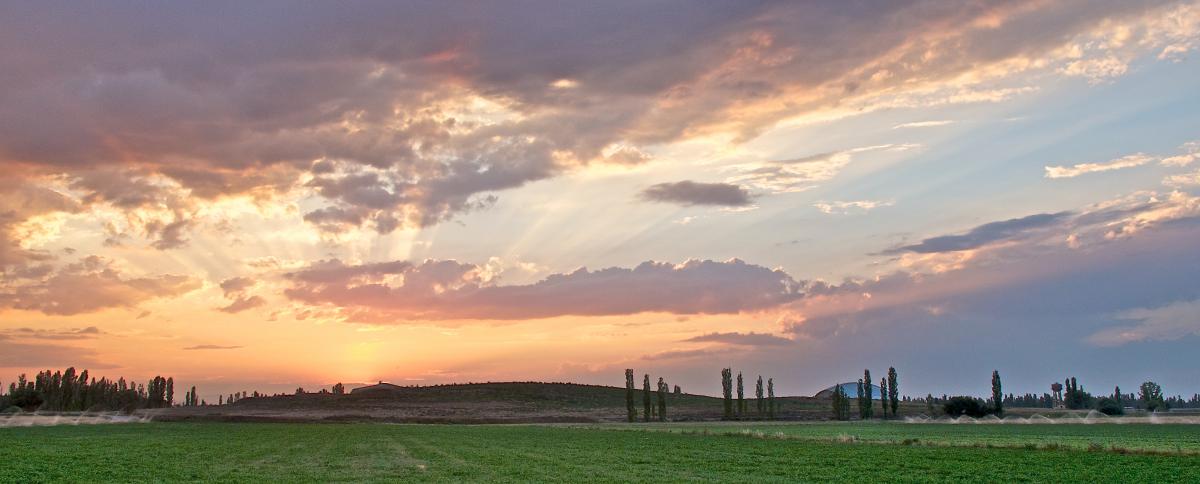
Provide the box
[942,396,989,418]
[1095,397,1124,416]
[6,387,44,411]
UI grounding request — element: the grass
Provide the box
[4,422,1200,482]
[598,421,1200,453]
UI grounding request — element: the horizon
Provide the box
[3,1,1200,405]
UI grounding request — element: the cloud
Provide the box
[284,258,803,322]
[786,190,1200,343]
[641,347,733,361]
[814,200,894,215]
[0,180,80,271]
[1161,142,1199,167]
[682,332,794,346]
[729,144,918,193]
[639,181,753,207]
[0,326,102,341]
[1045,153,1155,178]
[1087,299,1200,346]
[0,340,116,369]
[182,344,243,350]
[885,212,1072,254]
[0,256,200,316]
[219,277,256,297]
[892,120,955,129]
[218,295,267,314]
[1164,170,1200,187]
[0,1,1192,237]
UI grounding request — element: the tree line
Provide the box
[1,368,179,413]
[831,367,899,420]
[720,368,776,420]
[624,369,672,422]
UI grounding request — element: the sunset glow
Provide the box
[2,1,1199,403]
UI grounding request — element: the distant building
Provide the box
[349,381,405,394]
[813,382,883,399]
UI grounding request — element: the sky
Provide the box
[1,1,1199,402]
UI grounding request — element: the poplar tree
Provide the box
[721,368,733,420]
[625,369,636,422]
[736,372,745,418]
[755,376,764,417]
[832,384,850,420]
[767,378,776,420]
[856,379,865,419]
[887,367,899,417]
[863,369,872,419]
[880,377,888,418]
[991,370,1003,416]
[656,377,667,421]
[643,374,652,422]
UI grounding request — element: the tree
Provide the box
[1095,397,1124,416]
[831,384,849,421]
[673,385,681,395]
[991,370,1003,416]
[656,377,667,422]
[856,379,865,419]
[166,377,174,407]
[332,383,345,395]
[737,372,745,418]
[1063,377,1093,410]
[1139,381,1166,412]
[1113,386,1122,406]
[721,368,733,420]
[643,374,652,422]
[755,376,764,417]
[767,378,776,420]
[625,369,636,422]
[943,396,988,418]
[887,367,899,417]
[926,393,935,416]
[295,387,305,395]
[860,369,873,419]
[879,377,888,419]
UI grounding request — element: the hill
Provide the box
[147,382,846,423]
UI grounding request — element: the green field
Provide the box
[4,422,1200,482]
[597,421,1200,453]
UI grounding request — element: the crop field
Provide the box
[597,421,1200,453]
[4,422,1200,482]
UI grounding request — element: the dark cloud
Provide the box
[0,1,1169,233]
[219,277,256,297]
[641,347,734,361]
[640,181,754,207]
[885,212,1072,254]
[682,331,794,346]
[284,258,803,322]
[217,295,266,314]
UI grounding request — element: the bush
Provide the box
[942,396,990,418]
[1095,397,1124,416]
[6,387,44,411]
